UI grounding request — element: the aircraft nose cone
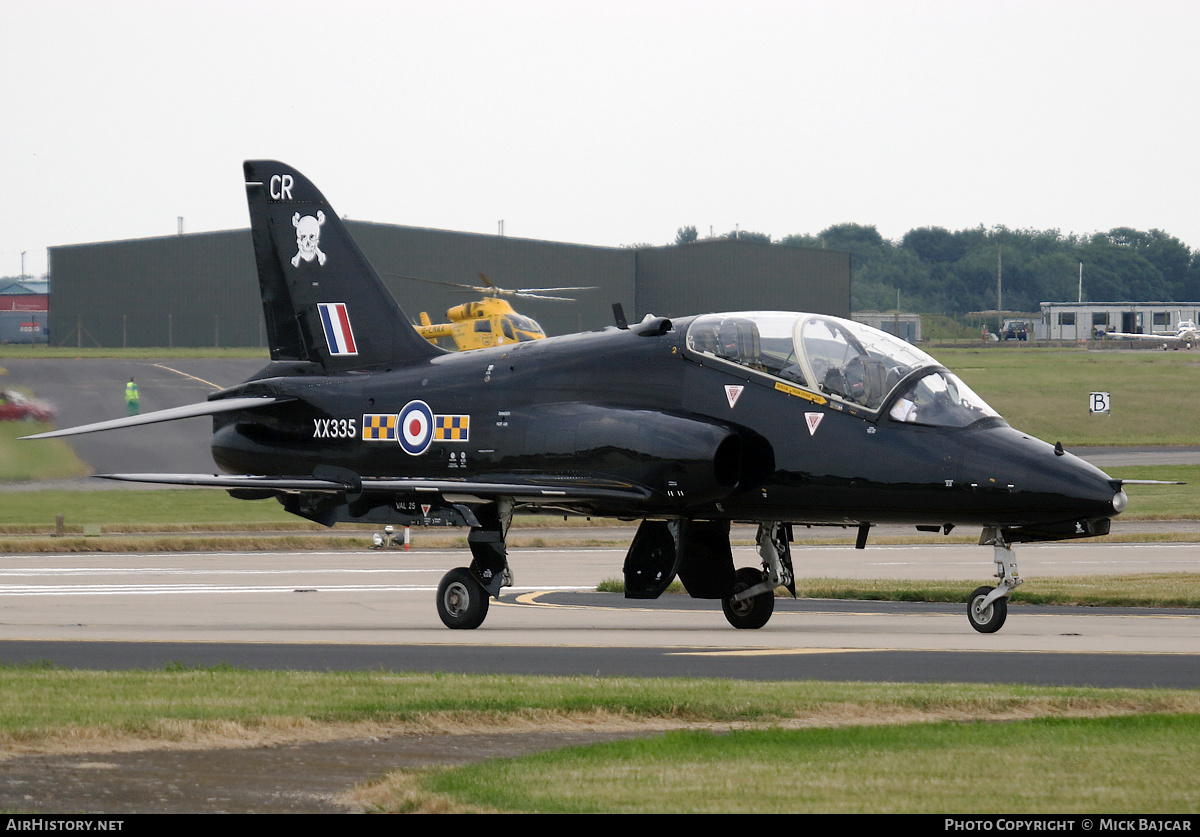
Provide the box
[961,425,1120,526]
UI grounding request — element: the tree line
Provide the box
[674,224,1200,315]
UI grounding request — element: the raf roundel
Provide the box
[398,400,435,455]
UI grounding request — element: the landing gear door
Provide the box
[623,520,683,599]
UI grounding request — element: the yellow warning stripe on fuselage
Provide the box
[774,381,827,405]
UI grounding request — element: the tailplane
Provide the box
[243,160,440,371]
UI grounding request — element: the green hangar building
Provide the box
[47,224,851,348]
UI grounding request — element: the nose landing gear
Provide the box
[721,523,794,629]
[969,528,1023,633]
[967,584,1008,633]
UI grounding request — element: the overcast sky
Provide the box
[3,0,1197,279]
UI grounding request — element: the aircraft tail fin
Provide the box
[243,160,440,371]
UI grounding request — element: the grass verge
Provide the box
[930,347,1200,446]
[796,573,1200,608]
[0,488,302,529]
[405,714,1200,813]
[1109,465,1200,519]
[0,422,91,482]
[0,489,632,534]
[598,573,1200,609]
[1,665,1196,813]
[5,668,1193,756]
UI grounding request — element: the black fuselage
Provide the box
[209,316,1119,538]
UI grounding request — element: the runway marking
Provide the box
[504,592,1200,625]
[506,593,972,620]
[0,584,437,595]
[0,584,591,596]
[508,591,662,612]
[0,567,428,575]
[667,648,1200,657]
[151,363,222,389]
[670,648,880,657]
[0,549,622,560]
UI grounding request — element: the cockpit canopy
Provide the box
[685,312,999,428]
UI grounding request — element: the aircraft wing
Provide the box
[1106,329,1189,343]
[96,472,655,504]
[20,397,291,440]
[1105,330,1161,340]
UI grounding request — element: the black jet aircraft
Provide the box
[28,161,1131,634]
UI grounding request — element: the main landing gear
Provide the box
[969,528,1023,633]
[435,501,513,630]
[437,567,490,630]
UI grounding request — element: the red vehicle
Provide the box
[0,390,54,422]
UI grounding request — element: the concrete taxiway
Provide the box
[1,543,1197,687]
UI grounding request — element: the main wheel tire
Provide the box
[967,585,1008,633]
[437,567,490,630]
[722,567,775,629]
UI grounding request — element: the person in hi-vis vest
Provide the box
[125,377,139,416]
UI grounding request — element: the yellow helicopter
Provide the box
[405,274,593,351]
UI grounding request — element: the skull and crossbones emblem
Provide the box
[291,211,327,267]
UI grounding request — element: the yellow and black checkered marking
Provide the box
[434,414,470,442]
[362,413,397,441]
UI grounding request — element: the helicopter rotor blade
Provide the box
[514,286,597,293]
[389,273,595,300]
[511,293,580,301]
[385,273,481,292]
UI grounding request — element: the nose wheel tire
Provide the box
[437,567,490,630]
[967,585,1008,633]
[722,567,775,629]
